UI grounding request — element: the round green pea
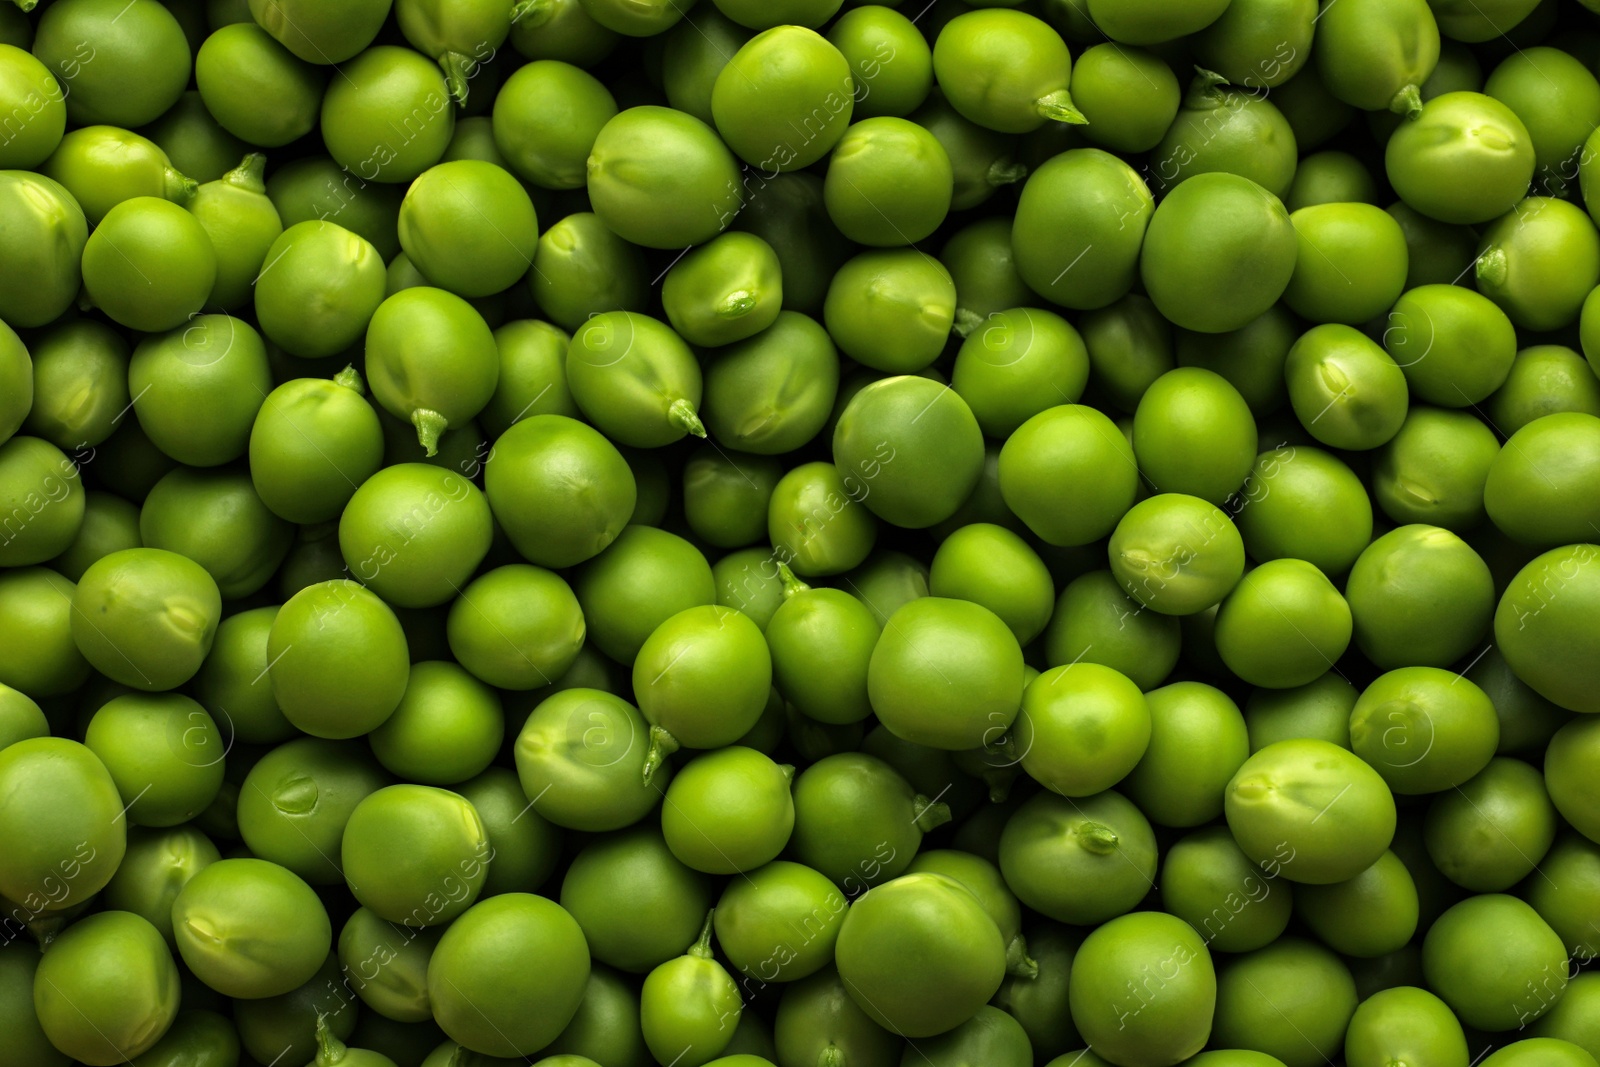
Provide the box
[0,436,82,567]
[0,568,90,698]
[1012,148,1153,311]
[1476,197,1600,332]
[1071,43,1180,153]
[714,860,845,983]
[1215,559,1351,689]
[1236,444,1372,577]
[1314,0,1439,116]
[711,26,853,171]
[34,909,180,1065]
[0,736,126,911]
[254,220,386,359]
[1344,985,1467,1067]
[249,369,384,524]
[1345,524,1494,669]
[267,579,410,739]
[1374,406,1499,532]
[368,660,502,785]
[951,307,1089,438]
[514,688,669,832]
[823,250,955,374]
[171,857,331,999]
[529,212,649,331]
[560,824,711,973]
[929,522,1053,644]
[1425,756,1557,891]
[567,311,704,448]
[1422,894,1568,1030]
[1495,546,1600,715]
[999,789,1157,926]
[1068,911,1215,1066]
[663,232,782,348]
[0,172,86,329]
[1109,493,1246,616]
[0,43,63,169]
[84,692,224,827]
[82,197,216,333]
[833,375,983,530]
[1283,203,1408,325]
[1387,91,1535,225]
[484,414,636,569]
[71,547,220,692]
[1152,74,1299,199]
[1133,367,1257,505]
[827,6,930,119]
[633,605,772,770]
[587,106,742,249]
[195,23,323,147]
[663,747,794,874]
[703,311,839,455]
[1160,825,1293,953]
[33,0,190,128]
[1043,569,1180,691]
[767,581,880,725]
[1016,663,1149,796]
[320,46,455,184]
[933,10,1084,133]
[140,466,291,599]
[1211,938,1358,1065]
[824,116,951,246]
[1285,323,1409,450]
[342,784,489,926]
[338,462,492,608]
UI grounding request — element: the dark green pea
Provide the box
[1272,65,1355,152]
[393,0,517,105]
[457,766,562,898]
[139,466,290,599]
[0,171,85,329]
[1494,343,1600,435]
[998,404,1134,545]
[514,688,668,831]
[1191,0,1312,87]
[1227,738,1397,884]
[580,0,693,35]
[1344,985,1467,1067]
[1465,645,1568,757]
[709,547,785,628]
[828,6,930,119]
[0,319,25,446]
[823,250,955,373]
[338,462,492,608]
[824,116,951,246]
[479,320,576,436]
[568,310,705,448]
[1425,756,1555,891]
[33,910,179,1064]
[192,606,292,744]
[539,966,650,1067]
[103,825,219,947]
[1132,367,1257,505]
[82,693,220,827]
[767,572,880,725]
[714,860,846,983]
[0,568,89,698]
[904,1005,1028,1067]
[320,46,454,184]
[1431,0,1541,40]
[249,368,383,524]
[640,911,742,1065]
[711,26,853,172]
[1141,172,1297,334]
[1211,939,1356,1065]
[71,547,220,691]
[1235,444,1370,577]
[127,316,270,469]
[341,783,489,926]
[41,124,196,225]
[1057,44,1173,155]
[34,0,188,127]
[1043,569,1178,689]
[254,220,386,359]
[1286,150,1378,212]
[1294,850,1419,960]
[1373,406,1499,532]
[396,160,539,298]
[195,23,322,147]
[1119,681,1249,828]
[575,525,713,664]
[1422,893,1568,1030]
[1487,412,1600,546]
[236,737,388,884]
[940,218,1032,336]
[82,197,215,333]
[0,736,125,913]
[1315,0,1439,116]
[1387,92,1535,225]
[913,90,1026,212]
[0,3,26,46]
[1012,148,1153,311]
[561,824,712,972]
[266,155,403,261]
[712,0,838,28]
[936,440,1024,538]
[486,414,635,567]
[0,42,64,170]
[950,308,1088,438]
[231,952,357,1064]
[704,311,838,455]
[530,212,648,331]
[733,172,850,316]
[1285,323,1408,450]
[1346,525,1494,668]
[990,923,1080,1060]
[933,9,1083,133]
[1547,715,1600,847]
[0,435,82,568]
[1160,824,1293,953]
[661,10,748,125]
[1154,72,1298,199]
[773,965,901,1067]
[790,752,948,891]
[184,154,285,313]
[683,447,781,549]
[1525,833,1600,962]
[587,106,742,249]
[140,91,248,185]
[634,604,771,774]
[245,0,386,61]
[127,1009,239,1067]
[765,461,874,577]
[366,287,500,455]
[1173,305,1297,418]
[840,549,929,628]
[1283,202,1408,325]
[834,376,983,529]
[446,564,584,691]
[1076,294,1172,412]
[369,660,502,785]
[267,579,409,738]
[509,0,617,65]
[1486,46,1600,190]
[1477,196,1600,332]
[1000,787,1156,925]
[664,232,783,347]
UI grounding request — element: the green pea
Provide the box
[1012,148,1152,310]
[1134,367,1257,504]
[320,46,454,184]
[80,196,215,332]
[189,607,289,745]
[1424,756,1556,893]
[1015,660,1148,798]
[170,856,331,1000]
[1344,985,1467,1067]
[681,448,778,549]
[509,0,616,63]
[1154,72,1298,199]
[179,155,282,313]
[567,310,705,448]
[338,463,492,607]
[343,783,490,927]
[84,691,223,828]
[835,872,1005,1038]
[1191,0,1312,87]
[1118,682,1249,828]
[571,526,710,665]
[477,320,574,435]
[139,92,242,186]
[105,830,220,947]
[237,736,387,884]
[1373,406,1499,532]
[997,405,1133,546]
[1525,834,1600,961]
[513,687,668,831]
[387,0,510,104]
[249,368,383,524]
[194,23,322,148]
[1212,939,1357,1065]
[230,953,357,1065]
[71,547,220,692]
[933,9,1083,134]
[824,116,951,246]
[928,523,1052,645]
[1043,570,1175,689]
[529,213,647,331]
[1235,444,1370,577]
[822,250,954,373]
[1545,716,1600,842]
[1477,196,1600,332]
[1226,738,1397,884]
[1141,172,1297,334]
[140,466,291,599]
[1058,43,1175,154]
[428,893,590,1057]
[1315,0,1439,117]
[1387,92,1535,224]
[1284,323,1409,450]
[0,43,63,170]
[703,316,838,456]
[336,906,440,1023]
[912,92,1025,214]
[1423,893,1568,1030]
[366,286,500,454]
[1069,910,1215,1064]
[246,0,387,61]
[253,220,385,360]
[0,568,89,697]
[32,910,179,1065]
[399,160,538,298]
[714,860,845,983]
[265,155,403,260]
[560,823,711,974]
[998,788,1155,927]
[1175,307,1297,420]
[937,226,1028,343]
[766,576,879,726]
[1494,344,1600,435]
[33,0,187,128]
[1486,46,1600,189]
[1215,559,1351,689]
[0,434,83,567]
[710,26,853,173]
[0,736,125,913]
[1281,203,1408,325]
[1110,493,1245,616]
[835,375,984,529]
[367,660,501,785]
[663,232,782,347]
[1463,645,1568,758]
[441,565,581,692]
[950,308,1088,437]
[0,680,47,751]
[267,579,409,738]
[0,172,82,330]
[587,106,742,249]
[638,911,742,1065]
[774,965,899,1066]
[1291,850,1418,960]
[1285,150,1378,212]
[1346,525,1494,669]
[1493,546,1600,715]
[660,9,747,125]
[827,6,930,119]
[485,414,635,568]
[1160,825,1293,953]
[790,751,948,892]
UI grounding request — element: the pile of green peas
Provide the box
[3,0,1600,1064]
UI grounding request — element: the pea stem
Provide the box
[164,167,199,206]
[1006,934,1039,979]
[777,561,810,599]
[223,154,270,195]
[440,51,475,108]
[1076,822,1120,855]
[668,397,707,439]
[10,0,35,10]
[1183,67,1231,109]
[1035,90,1088,126]
[312,1014,347,1065]
[643,725,680,785]
[510,0,544,22]
[1389,84,1424,120]
[333,365,367,396]
[1476,245,1509,288]
[912,794,952,832]
[953,307,985,338]
[411,408,449,457]
[985,159,1028,190]
[687,909,716,959]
